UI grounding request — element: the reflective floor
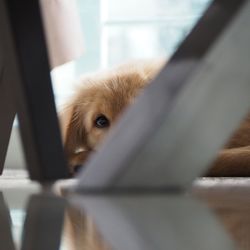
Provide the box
[193,178,250,250]
[1,170,250,250]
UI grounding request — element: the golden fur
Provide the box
[207,114,250,176]
[60,59,250,177]
[60,59,165,174]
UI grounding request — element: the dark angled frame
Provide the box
[0,0,70,181]
[0,65,16,174]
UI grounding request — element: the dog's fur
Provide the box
[60,59,165,174]
[60,59,250,177]
[207,114,250,176]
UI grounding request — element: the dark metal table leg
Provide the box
[0,67,16,175]
[0,0,70,181]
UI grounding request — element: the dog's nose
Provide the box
[73,165,83,174]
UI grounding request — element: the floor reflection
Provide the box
[67,193,234,250]
[0,192,15,250]
[193,178,250,250]
[3,179,250,250]
[64,202,111,250]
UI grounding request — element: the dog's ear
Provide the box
[59,104,89,174]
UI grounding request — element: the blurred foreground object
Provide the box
[40,0,84,68]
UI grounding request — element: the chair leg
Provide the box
[0,67,15,175]
[0,0,70,181]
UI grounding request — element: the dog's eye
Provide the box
[74,165,82,174]
[95,115,110,128]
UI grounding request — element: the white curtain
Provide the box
[39,0,84,69]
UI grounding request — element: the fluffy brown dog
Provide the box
[60,59,250,177]
[60,59,165,174]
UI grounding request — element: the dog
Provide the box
[60,59,165,174]
[60,59,250,177]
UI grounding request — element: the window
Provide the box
[51,0,211,108]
